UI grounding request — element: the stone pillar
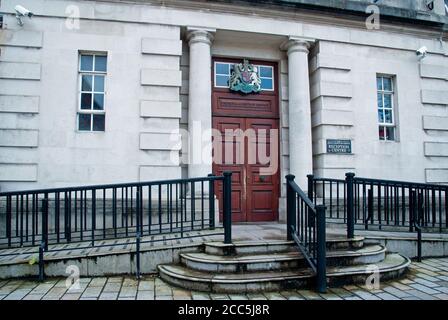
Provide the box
[281,37,314,189]
[186,27,215,179]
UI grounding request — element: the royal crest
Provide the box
[229,59,262,94]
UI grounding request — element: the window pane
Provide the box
[81,75,93,91]
[378,110,384,123]
[216,63,229,75]
[78,114,91,131]
[383,78,392,91]
[216,75,229,87]
[81,93,92,110]
[94,56,107,72]
[80,55,93,71]
[94,75,105,92]
[386,127,395,141]
[92,114,105,131]
[379,126,385,140]
[377,77,383,91]
[384,94,392,109]
[384,109,393,123]
[259,66,272,78]
[377,93,383,109]
[261,78,273,90]
[93,94,104,110]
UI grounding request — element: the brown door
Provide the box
[212,58,279,223]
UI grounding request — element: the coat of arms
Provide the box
[229,59,262,94]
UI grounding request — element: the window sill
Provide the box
[378,140,399,143]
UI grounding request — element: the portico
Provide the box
[185,28,315,222]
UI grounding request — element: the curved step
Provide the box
[158,253,409,293]
[204,236,364,256]
[203,240,294,256]
[158,264,314,293]
[327,253,411,287]
[181,245,386,272]
[326,236,364,250]
[181,251,302,273]
[327,244,386,266]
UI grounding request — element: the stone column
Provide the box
[281,37,314,189]
[186,27,215,178]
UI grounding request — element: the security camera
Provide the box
[14,5,33,26]
[416,46,428,60]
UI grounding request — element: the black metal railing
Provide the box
[286,175,326,293]
[308,174,348,235]
[0,173,233,251]
[310,173,447,233]
[309,172,447,260]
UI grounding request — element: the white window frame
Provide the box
[213,61,275,92]
[377,75,396,141]
[77,53,107,132]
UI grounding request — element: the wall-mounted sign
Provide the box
[326,139,352,154]
[229,59,262,94]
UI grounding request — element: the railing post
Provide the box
[417,191,423,262]
[136,232,141,279]
[38,241,45,281]
[135,186,142,279]
[91,189,96,247]
[223,171,232,244]
[345,172,355,239]
[366,188,373,230]
[6,195,12,247]
[136,187,142,235]
[286,174,296,241]
[409,190,415,233]
[41,195,48,251]
[307,174,314,202]
[208,174,216,229]
[316,205,327,293]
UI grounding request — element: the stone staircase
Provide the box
[158,236,411,293]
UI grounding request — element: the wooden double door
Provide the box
[212,58,280,223]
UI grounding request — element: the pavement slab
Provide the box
[0,257,447,300]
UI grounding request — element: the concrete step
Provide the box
[158,264,314,293]
[203,240,294,256]
[203,236,364,256]
[181,244,386,272]
[158,253,410,293]
[326,253,411,287]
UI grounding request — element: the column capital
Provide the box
[186,27,216,46]
[280,36,315,55]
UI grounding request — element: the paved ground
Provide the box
[0,258,448,300]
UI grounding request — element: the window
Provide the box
[377,75,396,141]
[78,53,107,131]
[214,62,274,91]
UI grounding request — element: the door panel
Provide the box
[245,118,279,222]
[213,118,247,222]
[213,116,279,222]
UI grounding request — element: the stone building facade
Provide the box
[0,0,447,222]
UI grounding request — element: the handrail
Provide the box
[287,180,315,209]
[354,177,448,190]
[286,174,326,293]
[0,176,223,196]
